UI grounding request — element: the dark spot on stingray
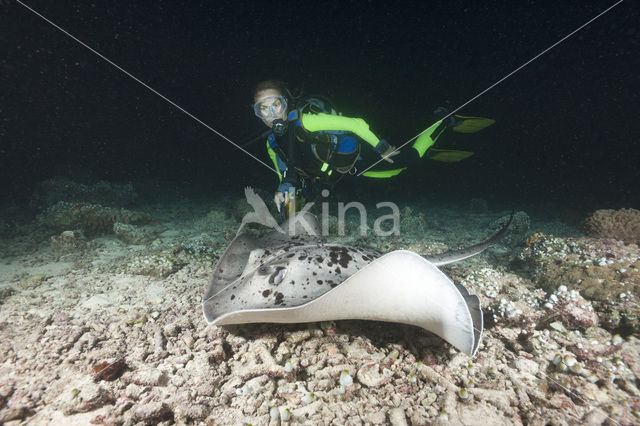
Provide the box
[312,271,317,276]
[274,292,284,305]
[230,294,236,300]
[291,280,295,285]
[298,255,307,261]
[329,247,353,268]
[317,280,323,285]
[264,249,271,255]
[303,295,308,299]
[262,289,272,297]
[342,255,352,267]
[335,267,341,274]
[316,256,323,262]
[327,262,333,267]
[330,283,338,288]
[287,253,295,258]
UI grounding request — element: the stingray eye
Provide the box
[270,267,287,285]
[257,265,270,275]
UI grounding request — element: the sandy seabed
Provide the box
[0,201,638,425]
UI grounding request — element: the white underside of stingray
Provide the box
[203,211,510,357]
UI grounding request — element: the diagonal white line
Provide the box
[358,0,625,176]
[13,2,628,423]
[15,0,278,175]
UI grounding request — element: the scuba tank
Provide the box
[300,94,340,116]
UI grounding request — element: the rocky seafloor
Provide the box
[0,179,638,425]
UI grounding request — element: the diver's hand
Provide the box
[274,191,288,213]
[380,145,400,163]
[375,139,400,163]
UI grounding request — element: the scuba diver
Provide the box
[251,80,494,214]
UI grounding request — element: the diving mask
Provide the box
[253,95,288,119]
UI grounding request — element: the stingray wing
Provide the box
[203,233,259,301]
[204,211,322,302]
[204,250,483,356]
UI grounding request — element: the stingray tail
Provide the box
[422,210,514,266]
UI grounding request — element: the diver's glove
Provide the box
[375,139,391,154]
[274,182,293,213]
[274,191,287,214]
[375,139,400,163]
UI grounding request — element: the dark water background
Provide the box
[1,0,638,211]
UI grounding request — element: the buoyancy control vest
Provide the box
[266,96,361,185]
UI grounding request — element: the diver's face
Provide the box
[254,89,287,127]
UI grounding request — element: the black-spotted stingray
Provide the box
[202,212,511,356]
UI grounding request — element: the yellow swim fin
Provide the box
[450,115,495,133]
[427,148,474,162]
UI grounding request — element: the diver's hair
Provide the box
[253,80,294,101]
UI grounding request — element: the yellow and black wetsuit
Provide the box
[266,110,448,193]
